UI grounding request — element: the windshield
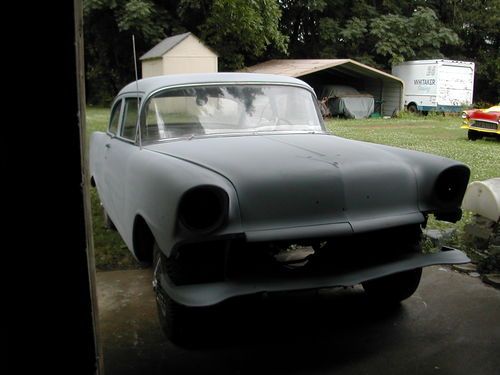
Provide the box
[141,84,323,141]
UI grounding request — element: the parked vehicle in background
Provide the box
[461,105,500,140]
[320,85,374,119]
[392,60,474,114]
[89,73,471,345]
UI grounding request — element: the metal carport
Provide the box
[243,59,404,117]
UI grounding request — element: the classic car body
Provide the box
[461,105,500,140]
[90,73,470,343]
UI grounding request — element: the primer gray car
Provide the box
[90,73,470,343]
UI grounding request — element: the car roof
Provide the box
[117,72,315,98]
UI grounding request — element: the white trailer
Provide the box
[392,60,474,113]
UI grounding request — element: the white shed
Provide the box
[140,32,218,78]
[244,59,404,117]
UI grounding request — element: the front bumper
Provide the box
[158,246,470,307]
[461,124,500,135]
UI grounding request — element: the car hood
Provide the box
[146,134,420,233]
[469,110,500,121]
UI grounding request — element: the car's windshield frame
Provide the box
[136,82,326,144]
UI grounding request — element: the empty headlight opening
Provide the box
[434,166,470,205]
[178,186,229,233]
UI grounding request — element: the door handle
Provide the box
[105,143,111,149]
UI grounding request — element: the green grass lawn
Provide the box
[86,107,499,270]
[86,106,110,136]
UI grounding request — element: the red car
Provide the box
[461,105,500,140]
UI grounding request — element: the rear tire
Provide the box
[362,267,422,304]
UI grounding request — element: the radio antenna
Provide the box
[132,35,142,149]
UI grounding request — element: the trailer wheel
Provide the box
[407,103,418,113]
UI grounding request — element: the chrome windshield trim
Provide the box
[141,130,328,145]
[139,81,318,121]
[145,81,316,102]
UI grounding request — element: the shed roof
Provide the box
[140,32,193,60]
[243,59,402,83]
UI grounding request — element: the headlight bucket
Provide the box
[432,165,470,223]
[434,165,470,205]
[178,186,229,234]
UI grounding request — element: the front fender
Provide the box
[371,144,470,221]
[124,148,243,257]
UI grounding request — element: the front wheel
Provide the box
[153,243,211,346]
[468,130,482,141]
[362,268,422,304]
[153,243,189,344]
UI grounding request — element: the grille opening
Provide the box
[168,225,423,285]
[471,121,498,130]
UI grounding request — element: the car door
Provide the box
[104,96,140,232]
[100,98,123,220]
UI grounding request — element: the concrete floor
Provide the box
[96,266,500,375]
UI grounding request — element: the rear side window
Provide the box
[121,98,140,140]
[108,100,122,135]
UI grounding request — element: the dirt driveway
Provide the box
[96,266,500,375]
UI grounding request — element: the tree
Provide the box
[370,7,459,65]
[83,0,498,104]
[279,0,329,58]
[199,0,288,70]
[281,2,459,66]
[84,0,169,103]
[423,0,500,102]
[83,0,288,103]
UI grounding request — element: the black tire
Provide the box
[361,225,423,304]
[155,287,192,345]
[153,243,184,342]
[468,130,482,141]
[362,267,422,304]
[407,103,418,114]
[153,243,204,346]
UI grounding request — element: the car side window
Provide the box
[120,98,140,140]
[108,100,122,135]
